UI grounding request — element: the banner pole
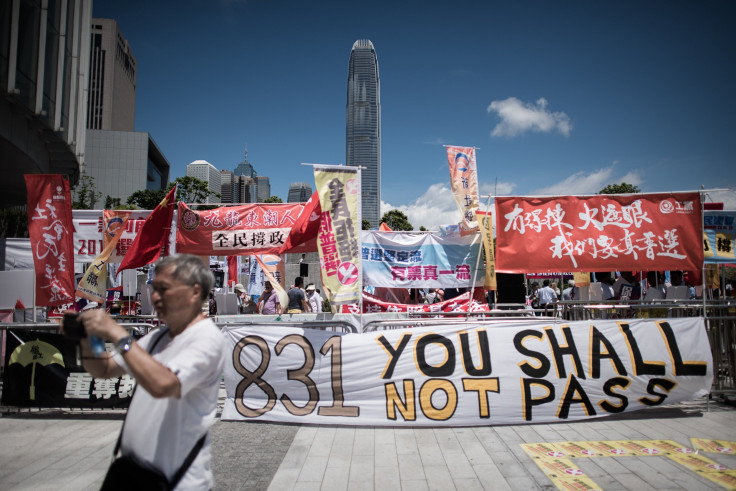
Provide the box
[701,190,707,317]
[468,194,493,318]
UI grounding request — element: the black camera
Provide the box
[62,312,86,340]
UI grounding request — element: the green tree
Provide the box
[380,209,413,231]
[362,219,372,230]
[599,182,641,194]
[263,195,283,203]
[170,176,219,204]
[419,225,428,232]
[104,196,122,209]
[127,189,166,209]
[0,207,28,238]
[72,175,102,209]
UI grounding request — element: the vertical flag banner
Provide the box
[253,255,289,309]
[227,256,238,287]
[476,211,497,290]
[446,145,479,233]
[118,185,177,272]
[24,175,76,306]
[314,165,361,305]
[76,211,130,302]
[703,211,736,263]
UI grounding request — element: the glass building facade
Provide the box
[346,39,381,228]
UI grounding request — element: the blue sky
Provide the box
[93,0,736,229]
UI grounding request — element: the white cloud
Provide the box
[381,181,517,230]
[531,165,643,196]
[487,97,572,138]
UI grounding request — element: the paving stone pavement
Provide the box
[0,398,735,490]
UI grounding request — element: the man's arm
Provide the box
[79,310,181,398]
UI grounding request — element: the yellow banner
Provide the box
[313,165,361,305]
[76,211,129,303]
[476,211,496,290]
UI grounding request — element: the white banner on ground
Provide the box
[221,317,712,426]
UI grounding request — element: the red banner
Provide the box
[176,202,311,255]
[24,175,76,306]
[340,291,489,314]
[495,193,703,273]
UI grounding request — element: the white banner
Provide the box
[72,210,150,263]
[361,231,483,289]
[221,317,712,426]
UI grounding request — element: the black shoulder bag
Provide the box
[100,328,208,491]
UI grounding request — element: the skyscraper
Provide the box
[346,39,381,228]
[186,160,221,204]
[287,182,313,203]
[87,19,136,131]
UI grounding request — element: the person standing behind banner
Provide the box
[258,281,282,315]
[306,283,322,313]
[75,254,227,490]
[286,277,311,314]
[562,280,575,301]
[537,279,557,315]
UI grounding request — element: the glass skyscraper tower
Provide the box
[346,40,381,228]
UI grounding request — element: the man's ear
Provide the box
[191,283,202,302]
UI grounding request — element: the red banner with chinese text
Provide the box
[24,175,76,306]
[495,193,703,273]
[176,202,311,255]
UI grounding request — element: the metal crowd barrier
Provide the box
[215,317,358,333]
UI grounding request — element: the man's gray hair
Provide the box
[155,254,213,301]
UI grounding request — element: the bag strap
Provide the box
[112,327,170,456]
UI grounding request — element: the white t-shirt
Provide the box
[308,292,322,312]
[113,318,226,490]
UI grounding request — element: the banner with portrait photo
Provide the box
[446,145,479,233]
[495,193,703,273]
[221,317,712,426]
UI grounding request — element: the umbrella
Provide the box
[9,339,65,400]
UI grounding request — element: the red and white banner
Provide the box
[495,193,703,272]
[24,175,76,306]
[176,202,310,256]
[340,291,489,314]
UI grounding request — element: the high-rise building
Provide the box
[186,160,221,204]
[0,0,92,207]
[256,176,271,202]
[234,149,257,178]
[346,39,381,227]
[287,182,313,203]
[220,170,235,203]
[87,19,136,131]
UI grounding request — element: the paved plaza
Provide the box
[1,395,735,490]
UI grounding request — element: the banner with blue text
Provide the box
[221,317,712,426]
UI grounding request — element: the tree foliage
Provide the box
[0,208,28,238]
[263,195,283,203]
[72,175,102,209]
[127,189,166,209]
[599,182,641,195]
[362,219,372,230]
[380,209,413,231]
[170,176,219,204]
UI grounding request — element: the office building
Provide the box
[220,170,235,203]
[87,19,136,131]
[186,160,221,204]
[256,176,271,202]
[234,149,257,178]
[346,39,381,227]
[287,182,312,203]
[85,130,169,205]
[1,0,93,207]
